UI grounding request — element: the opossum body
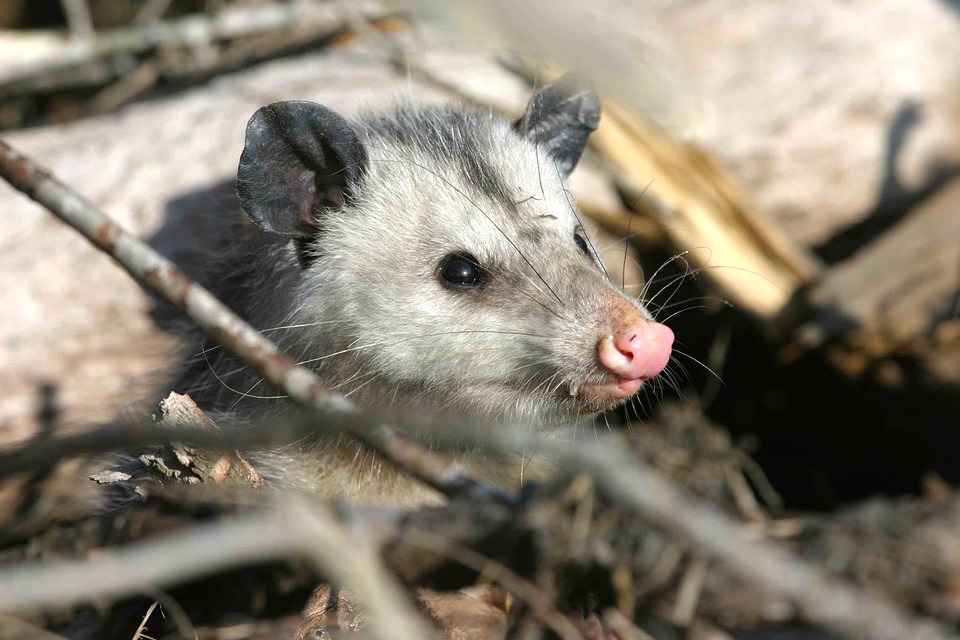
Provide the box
[176,76,674,505]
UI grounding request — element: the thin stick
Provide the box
[0,137,493,502]
[130,601,159,640]
[400,528,583,640]
[60,0,94,40]
[0,502,434,640]
[2,1,388,89]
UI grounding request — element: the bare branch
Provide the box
[0,501,434,640]
[59,0,94,40]
[155,392,265,488]
[398,527,583,640]
[130,601,159,640]
[1,1,389,91]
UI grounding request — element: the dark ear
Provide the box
[513,74,601,178]
[236,101,367,237]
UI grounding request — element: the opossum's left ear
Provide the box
[237,100,367,237]
[514,74,601,178]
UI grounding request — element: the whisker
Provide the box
[694,263,790,296]
[635,295,732,314]
[622,213,636,293]
[641,253,789,310]
[658,305,716,324]
[598,233,647,253]
[531,72,549,205]
[651,272,690,320]
[667,358,694,388]
[622,180,656,294]
[228,377,268,411]
[671,349,724,385]
[645,255,694,309]
[200,343,287,400]
[343,372,385,398]
[638,250,697,303]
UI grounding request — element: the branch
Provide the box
[0,1,390,92]
[0,137,498,503]
[59,0,94,40]
[0,501,434,640]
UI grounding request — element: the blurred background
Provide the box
[0,1,959,636]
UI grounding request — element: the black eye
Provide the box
[438,253,485,289]
[574,233,590,257]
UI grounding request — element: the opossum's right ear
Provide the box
[514,74,601,178]
[236,101,367,237]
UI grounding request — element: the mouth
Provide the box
[567,377,647,402]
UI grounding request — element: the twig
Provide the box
[135,0,174,25]
[0,513,286,611]
[155,392,265,488]
[0,1,389,91]
[59,0,94,40]
[671,554,707,626]
[130,601,159,640]
[0,137,497,503]
[0,501,434,640]
[400,527,583,640]
[88,60,160,114]
[141,590,198,640]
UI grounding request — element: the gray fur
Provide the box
[367,105,517,212]
[237,100,367,238]
[171,79,654,503]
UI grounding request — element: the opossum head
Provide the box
[236,75,673,428]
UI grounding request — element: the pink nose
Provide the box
[597,321,674,380]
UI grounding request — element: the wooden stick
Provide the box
[1,1,388,91]
[0,501,435,640]
[59,0,94,40]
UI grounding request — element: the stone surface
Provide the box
[642,0,960,247]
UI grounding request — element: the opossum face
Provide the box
[237,77,673,427]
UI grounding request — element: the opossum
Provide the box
[171,75,674,506]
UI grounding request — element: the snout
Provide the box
[597,321,674,381]
[577,316,673,402]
